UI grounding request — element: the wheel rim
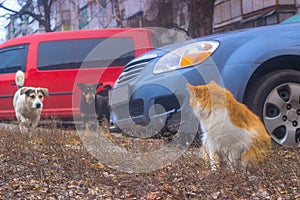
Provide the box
[263,82,300,148]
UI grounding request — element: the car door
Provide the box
[0,44,28,119]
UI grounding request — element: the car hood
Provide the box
[127,22,300,66]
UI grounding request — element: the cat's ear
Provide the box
[186,83,194,90]
[209,81,217,85]
[208,81,224,90]
[186,83,196,96]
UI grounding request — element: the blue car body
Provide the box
[110,22,300,146]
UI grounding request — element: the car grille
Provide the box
[129,99,144,117]
[115,61,148,86]
[113,99,144,120]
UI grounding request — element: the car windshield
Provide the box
[148,28,190,48]
[281,13,300,24]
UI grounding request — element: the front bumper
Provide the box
[109,60,211,136]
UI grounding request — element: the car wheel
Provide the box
[245,69,300,148]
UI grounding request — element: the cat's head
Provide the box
[187,81,227,111]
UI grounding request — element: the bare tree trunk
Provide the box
[39,0,53,32]
[143,0,215,38]
[111,0,124,27]
[187,0,215,38]
[143,1,173,28]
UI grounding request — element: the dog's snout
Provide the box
[36,103,41,109]
[89,94,95,101]
[85,93,95,104]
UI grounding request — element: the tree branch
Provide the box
[0,3,19,14]
[171,23,190,37]
[0,0,53,32]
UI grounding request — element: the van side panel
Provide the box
[0,29,155,120]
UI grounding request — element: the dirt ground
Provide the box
[0,123,299,199]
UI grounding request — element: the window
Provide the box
[79,6,88,29]
[37,38,135,70]
[0,45,28,74]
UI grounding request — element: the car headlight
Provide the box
[153,41,219,74]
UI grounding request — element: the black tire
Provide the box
[245,69,300,148]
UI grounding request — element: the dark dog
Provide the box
[77,83,102,134]
[96,84,112,125]
[77,83,112,134]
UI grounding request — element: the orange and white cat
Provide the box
[187,81,271,170]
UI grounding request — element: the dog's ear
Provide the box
[77,83,86,91]
[104,84,112,90]
[40,88,49,96]
[97,83,103,89]
[20,87,32,96]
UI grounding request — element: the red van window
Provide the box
[0,45,28,74]
[37,38,135,70]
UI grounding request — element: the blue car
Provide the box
[109,22,300,148]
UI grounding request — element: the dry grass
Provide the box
[0,123,299,199]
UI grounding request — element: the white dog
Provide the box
[13,70,49,130]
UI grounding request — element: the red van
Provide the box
[0,28,158,120]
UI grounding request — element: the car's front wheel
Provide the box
[245,69,300,148]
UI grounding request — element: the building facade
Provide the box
[4,0,300,41]
[214,0,300,33]
[5,0,118,40]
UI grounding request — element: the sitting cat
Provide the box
[187,81,271,170]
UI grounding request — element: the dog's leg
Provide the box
[85,122,90,136]
[80,113,89,136]
[31,116,41,130]
[16,113,28,125]
[16,114,30,133]
[91,114,99,131]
